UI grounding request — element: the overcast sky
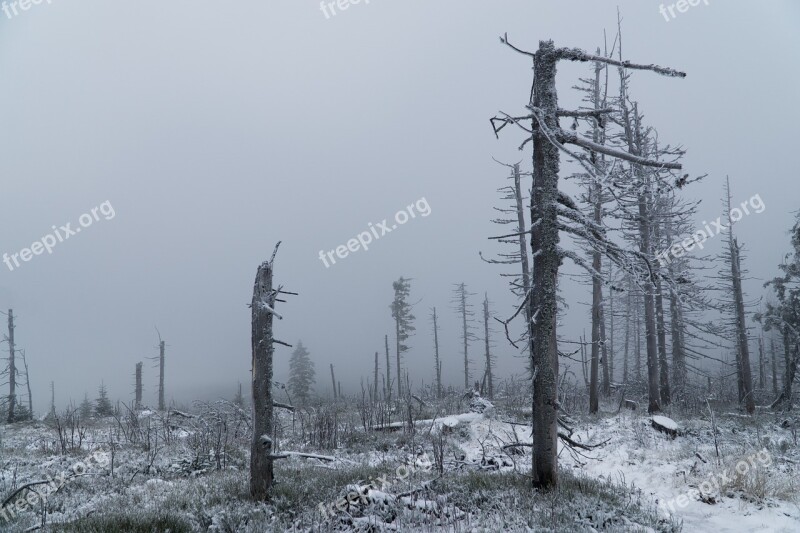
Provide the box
[0,0,797,411]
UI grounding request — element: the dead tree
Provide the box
[373,351,379,399]
[607,265,615,386]
[384,334,392,401]
[482,294,494,399]
[330,364,337,400]
[652,194,671,406]
[723,179,755,414]
[50,381,56,418]
[484,161,534,374]
[135,362,143,410]
[431,307,442,398]
[452,283,477,390]
[6,309,16,422]
[771,336,779,396]
[491,35,683,488]
[20,349,32,418]
[147,329,167,411]
[250,241,295,501]
[758,336,766,390]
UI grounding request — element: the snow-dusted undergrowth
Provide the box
[0,394,797,532]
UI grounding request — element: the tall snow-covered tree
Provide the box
[491,34,684,488]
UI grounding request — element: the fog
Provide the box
[0,0,797,410]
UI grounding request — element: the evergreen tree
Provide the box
[95,383,114,417]
[288,341,315,405]
[79,393,92,420]
[390,277,416,396]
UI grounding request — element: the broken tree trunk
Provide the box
[330,364,337,400]
[483,294,493,399]
[771,337,779,396]
[158,339,165,411]
[731,237,756,414]
[529,40,561,489]
[373,351,379,400]
[135,362,143,410]
[495,34,683,490]
[432,307,442,399]
[250,242,285,501]
[7,309,15,423]
[384,334,392,402]
[21,350,32,418]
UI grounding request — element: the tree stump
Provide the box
[651,415,679,438]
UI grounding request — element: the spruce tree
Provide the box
[288,341,315,405]
[95,383,114,417]
[390,277,416,396]
[79,393,92,419]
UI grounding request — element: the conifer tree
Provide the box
[95,383,114,417]
[288,341,315,405]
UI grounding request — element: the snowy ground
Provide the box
[0,398,797,531]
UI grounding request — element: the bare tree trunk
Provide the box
[589,55,605,412]
[623,277,631,384]
[653,196,670,406]
[635,295,642,381]
[7,309,15,423]
[250,245,282,501]
[590,251,601,413]
[482,294,493,399]
[529,40,561,489]
[330,364,337,400]
[513,163,534,372]
[135,362,143,410]
[432,307,442,399]
[771,337,779,396]
[782,328,795,409]
[608,271,615,386]
[50,381,55,418]
[158,340,165,411]
[385,334,391,402]
[758,336,766,390]
[21,350,32,418]
[373,351,379,400]
[665,217,687,395]
[460,286,469,389]
[600,302,610,396]
[730,237,755,414]
[580,333,589,388]
[395,318,402,398]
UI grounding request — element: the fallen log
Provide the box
[651,415,679,438]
